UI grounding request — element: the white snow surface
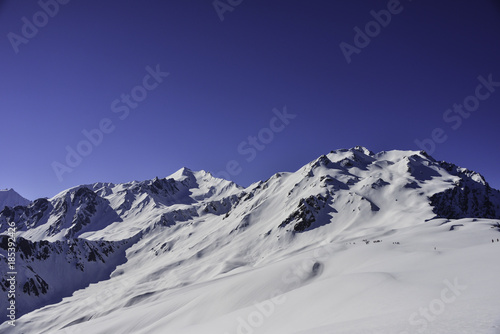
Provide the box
[1,147,500,333]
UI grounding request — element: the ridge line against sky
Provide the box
[1,0,499,200]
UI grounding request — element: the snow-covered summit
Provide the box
[0,188,31,208]
[1,147,500,333]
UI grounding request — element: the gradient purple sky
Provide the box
[1,0,500,200]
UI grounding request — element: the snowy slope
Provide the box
[1,147,500,333]
[0,235,138,318]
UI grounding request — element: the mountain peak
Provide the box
[169,167,195,180]
[1,148,500,333]
[351,145,374,156]
[0,188,31,208]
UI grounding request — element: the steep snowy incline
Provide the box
[0,234,138,319]
[1,147,499,333]
[6,218,500,334]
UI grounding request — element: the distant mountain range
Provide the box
[0,188,30,209]
[1,147,499,333]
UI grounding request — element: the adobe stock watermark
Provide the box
[339,0,411,64]
[224,290,286,334]
[214,106,296,181]
[400,277,467,333]
[51,64,169,182]
[86,275,133,315]
[226,240,331,334]
[7,0,71,54]
[213,0,243,22]
[4,225,17,327]
[414,74,499,154]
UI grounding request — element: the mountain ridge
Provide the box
[0,188,31,209]
[1,146,500,333]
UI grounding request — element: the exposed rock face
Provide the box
[0,235,135,317]
[0,187,122,239]
[0,198,51,231]
[280,194,330,232]
[429,162,500,219]
[1,148,499,329]
[430,181,500,219]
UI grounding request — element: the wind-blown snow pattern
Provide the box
[1,148,500,333]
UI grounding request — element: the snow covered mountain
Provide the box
[0,189,30,209]
[1,147,500,333]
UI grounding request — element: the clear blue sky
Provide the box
[1,0,499,200]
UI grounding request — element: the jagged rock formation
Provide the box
[0,147,499,332]
[429,164,500,219]
[0,235,136,317]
